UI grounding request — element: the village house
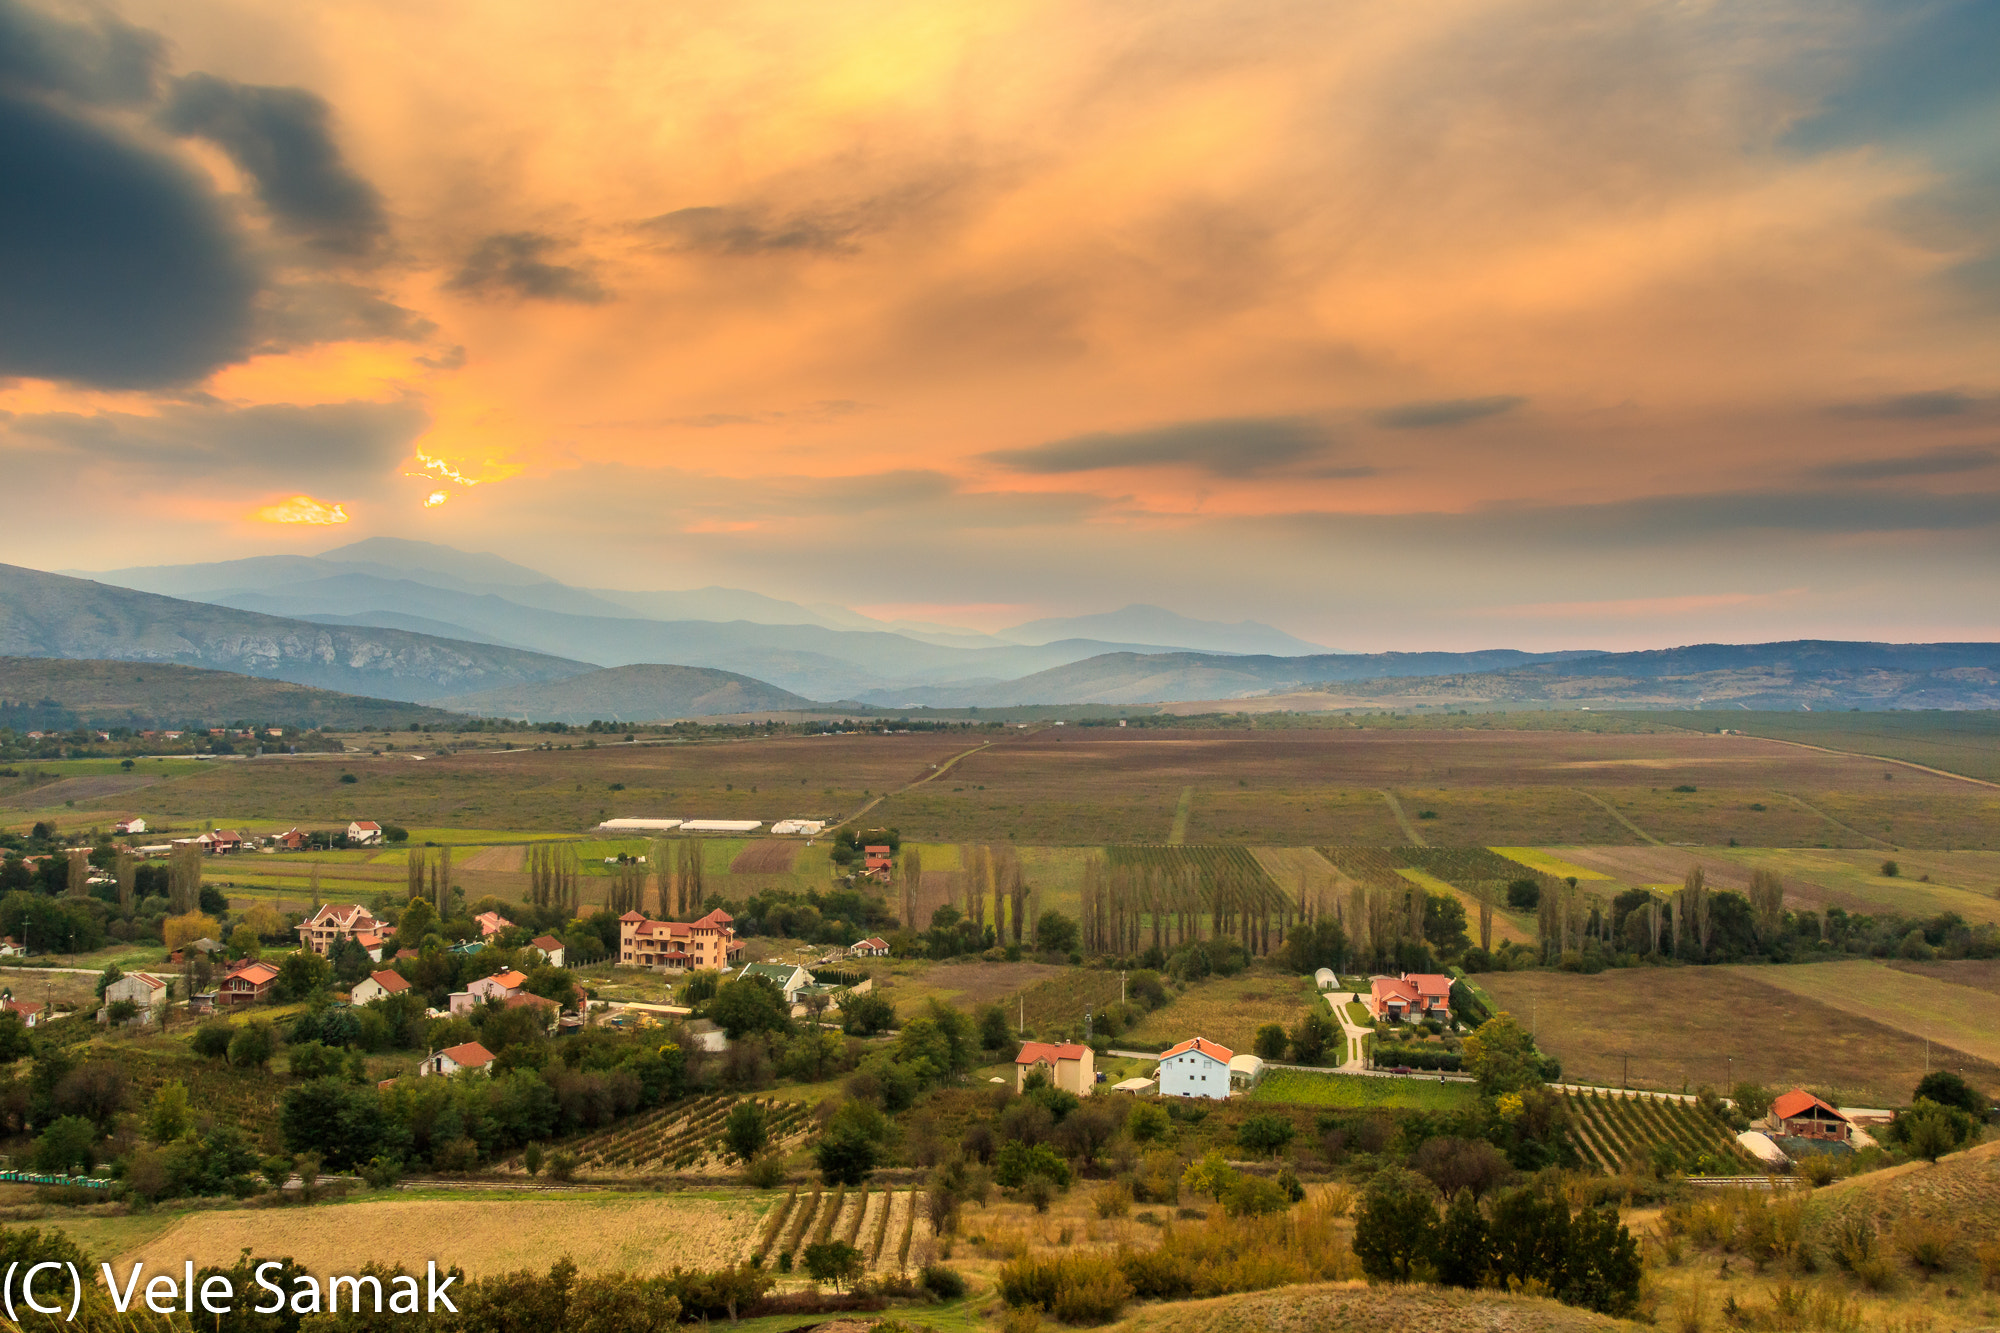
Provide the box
[296,903,387,956]
[100,971,169,1023]
[735,961,815,1005]
[350,969,411,1005]
[0,937,25,959]
[114,817,147,835]
[527,935,566,967]
[1771,1089,1853,1143]
[187,992,217,1016]
[3,998,42,1027]
[275,828,308,851]
[863,845,893,881]
[1014,1040,1095,1097]
[473,910,514,938]
[207,829,244,855]
[1401,973,1454,1020]
[218,960,279,1006]
[1367,972,1454,1024]
[1159,1036,1232,1099]
[617,908,744,971]
[346,820,384,845]
[849,936,890,958]
[421,1041,495,1077]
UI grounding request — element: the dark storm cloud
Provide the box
[10,399,429,483]
[0,89,258,388]
[158,73,388,255]
[637,205,852,254]
[447,233,607,303]
[0,0,162,104]
[1371,396,1526,429]
[1813,445,1998,481]
[985,417,1332,477]
[1828,390,1978,419]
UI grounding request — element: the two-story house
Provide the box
[618,908,744,971]
[296,903,387,957]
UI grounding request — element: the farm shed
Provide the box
[597,818,684,833]
[1228,1053,1266,1090]
[682,820,762,833]
[1314,968,1337,990]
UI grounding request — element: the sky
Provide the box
[2,0,1997,650]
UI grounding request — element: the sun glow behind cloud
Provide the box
[254,496,350,525]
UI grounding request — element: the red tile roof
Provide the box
[1772,1089,1847,1122]
[226,962,279,985]
[439,1041,495,1069]
[1161,1036,1234,1063]
[365,970,409,994]
[1015,1040,1091,1065]
[531,935,564,951]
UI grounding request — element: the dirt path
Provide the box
[1569,789,1661,845]
[1168,786,1194,844]
[840,739,996,828]
[1771,792,1897,850]
[1324,990,1368,1070]
[1377,790,1426,846]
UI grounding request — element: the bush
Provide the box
[190,1020,234,1059]
[995,1141,1071,1190]
[360,1155,402,1189]
[998,1253,1131,1325]
[1092,1182,1130,1219]
[919,1264,966,1300]
[744,1154,787,1188]
[546,1150,578,1182]
[1223,1174,1291,1217]
[1236,1114,1297,1158]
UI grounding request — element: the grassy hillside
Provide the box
[1112,1282,1641,1333]
[0,657,459,729]
[438,662,818,721]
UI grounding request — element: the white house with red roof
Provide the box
[350,969,412,1005]
[1159,1036,1233,1099]
[3,998,43,1027]
[346,820,383,845]
[618,907,743,971]
[849,936,890,957]
[450,969,529,1014]
[527,934,566,967]
[421,1041,495,1077]
[114,817,147,836]
[1015,1040,1095,1096]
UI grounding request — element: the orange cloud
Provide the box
[254,496,351,525]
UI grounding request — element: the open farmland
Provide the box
[1888,957,2000,995]
[1728,959,2000,1066]
[113,1194,764,1279]
[1477,967,2000,1107]
[1248,1069,1479,1111]
[1122,969,1321,1054]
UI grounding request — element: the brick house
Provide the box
[618,908,743,971]
[218,961,279,1006]
[296,904,387,956]
[1772,1089,1852,1143]
[1015,1040,1096,1097]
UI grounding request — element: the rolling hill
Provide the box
[0,658,459,729]
[0,563,593,701]
[437,664,819,722]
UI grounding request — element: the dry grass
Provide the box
[1477,968,2000,1107]
[1726,960,2000,1066]
[1122,968,1321,1054]
[730,840,798,873]
[114,1194,764,1279]
[1110,1281,1643,1333]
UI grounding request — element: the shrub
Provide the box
[995,1141,1071,1190]
[744,1154,786,1188]
[360,1155,401,1189]
[190,1020,234,1059]
[1236,1114,1296,1159]
[546,1150,578,1182]
[919,1264,966,1300]
[1092,1182,1130,1219]
[1126,1102,1167,1143]
[997,1253,1131,1325]
[1222,1174,1291,1217]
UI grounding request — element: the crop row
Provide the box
[752,1187,925,1273]
[569,1095,813,1173]
[1565,1089,1756,1175]
[1320,846,1528,894]
[1104,845,1277,890]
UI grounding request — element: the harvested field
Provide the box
[873,960,1075,1011]
[1477,967,2000,1107]
[116,1194,764,1279]
[1249,1069,1478,1111]
[459,844,525,872]
[0,772,159,808]
[730,840,797,873]
[1728,959,2000,1066]
[1888,957,2000,996]
[1495,848,1612,880]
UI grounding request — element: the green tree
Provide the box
[275,948,333,1001]
[1434,1191,1491,1288]
[227,924,262,961]
[148,1080,193,1142]
[1289,1010,1335,1065]
[1731,1082,1775,1123]
[802,1240,864,1292]
[724,1101,769,1162]
[1252,1023,1288,1061]
[227,1021,276,1068]
[93,963,124,1000]
[710,977,791,1039]
[1463,1012,1544,1095]
[398,896,439,943]
[816,1124,879,1185]
[995,1141,1072,1190]
[1236,1113,1297,1158]
[1887,1099,1981,1161]
[1034,910,1078,955]
[839,989,896,1037]
[33,1116,97,1174]
[1179,1148,1235,1200]
[1912,1071,1986,1119]
[190,1019,234,1059]
[1353,1170,1439,1282]
[1126,1101,1168,1144]
[976,1002,1013,1053]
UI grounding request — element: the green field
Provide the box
[1248,1068,1479,1111]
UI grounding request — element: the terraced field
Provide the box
[551,1094,815,1175]
[751,1184,932,1273]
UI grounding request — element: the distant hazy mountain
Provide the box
[0,564,592,701]
[855,648,1598,708]
[1000,604,1328,655]
[0,657,457,730]
[438,663,818,722]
